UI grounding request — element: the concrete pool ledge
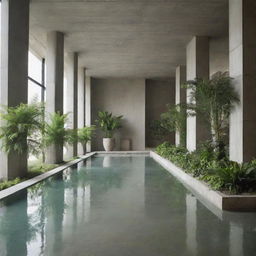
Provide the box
[150,151,256,212]
[0,152,96,201]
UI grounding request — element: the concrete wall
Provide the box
[145,79,175,148]
[209,36,229,76]
[91,78,145,151]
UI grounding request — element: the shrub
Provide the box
[156,142,256,194]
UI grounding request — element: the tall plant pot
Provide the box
[103,138,115,151]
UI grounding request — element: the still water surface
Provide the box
[0,155,256,256]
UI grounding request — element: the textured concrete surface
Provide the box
[145,78,175,147]
[29,0,228,78]
[0,0,29,179]
[209,36,229,76]
[65,52,78,158]
[45,31,64,164]
[229,0,256,163]
[77,67,85,155]
[91,78,145,151]
[85,73,92,152]
[186,36,211,151]
[175,65,186,146]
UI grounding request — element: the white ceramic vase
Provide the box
[103,138,115,151]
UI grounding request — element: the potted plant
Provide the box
[77,126,95,154]
[95,111,123,151]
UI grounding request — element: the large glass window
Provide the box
[28,51,45,103]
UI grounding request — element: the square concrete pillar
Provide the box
[175,65,186,147]
[45,31,64,164]
[186,36,210,151]
[0,0,29,179]
[77,68,86,155]
[85,73,92,152]
[65,52,78,159]
[229,0,256,162]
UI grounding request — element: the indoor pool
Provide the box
[0,155,256,256]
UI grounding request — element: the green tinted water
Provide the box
[0,156,256,256]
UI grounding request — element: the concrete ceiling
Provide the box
[30,0,228,78]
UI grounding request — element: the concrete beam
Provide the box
[175,65,186,147]
[0,0,29,179]
[45,31,64,164]
[229,0,256,162]
[186,36,210,151]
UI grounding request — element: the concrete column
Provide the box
[0,0,29,179]
[45,31,64,164]
[65,52,78,159]
[85,73,92,152]
[77,68,86,155]
[175,65,186,147]
[229,0,256,162]
[186,36,210,151]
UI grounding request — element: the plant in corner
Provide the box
[77,126,96,154]
[95,111,123,151]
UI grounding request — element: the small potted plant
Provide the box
[95,111,123,151]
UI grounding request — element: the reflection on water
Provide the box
[0,156,256,256]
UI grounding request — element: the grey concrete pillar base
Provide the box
[45,144,63,164]
[0,152,28,181]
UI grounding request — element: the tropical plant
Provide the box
[77,126,95,154]
[156,142,256,194]
[204,161,256,194]
[150,120,170,140]
[95,111,123,138]
[151,104,187,146]
[43,112,71,148]
[0,103,44,156]
[184,71,239,158]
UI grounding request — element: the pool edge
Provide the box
[0,152,96,200]
[150,151,256,212]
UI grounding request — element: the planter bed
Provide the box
[150,151,256,212]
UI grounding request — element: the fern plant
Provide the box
[77,126,95,154]
[95,111,123,138]
[43,112,71,148]
[0,103,44,156]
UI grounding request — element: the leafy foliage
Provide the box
[95,111,123,138]
[0,103,44,155]
[184,72,239,158]
[156,142,256,194]
[151,104,187,146]
[76,126,95,153]
[44,112,71,147]
[0,178,21,191]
